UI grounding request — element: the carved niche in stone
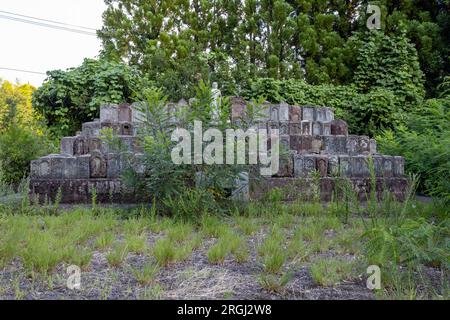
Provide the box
[316,156,328,177]
[90,151,107,178]
[73,137,88,156]
[301,120,312,135]
[121,122,133,136]
[328,155,339,176]
[270,105,279,122]
[322,122,331,136]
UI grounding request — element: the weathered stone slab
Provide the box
[90,151,107,178]
[369,139,377,154]
[328,155,339,176]
[322,122,331,136]
[331,119,348,136]
[302,107,314,121]
[131,102,146,123]
[322,136,347,154]
[311,137,322,154]
[82,121,101,136]
[231,96,247,120]
[359,136,370,154]
[279,102,289,121]
[352,156,370,177]
[316,156,328,177]
[118,104,132,122]
[382,156,394,177]
[73,136,89,156]
[289,123,301,135]
[339,155,352,177]
[279,121,289,135]
[100,104,119,123]
[270,105,279,122]
[393,156,405,177]
[346,135,359,155]
[275,151,294,177]
[312,122,322,135]
[60,137,76,156]
[289,105,302,122]
[294,154,316,178]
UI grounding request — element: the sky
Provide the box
[0,0,106,87]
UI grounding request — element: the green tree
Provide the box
[352,31,425,105]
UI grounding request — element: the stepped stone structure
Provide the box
[228,97,408,201]
[29,98,408,203]
[29,103,148,203]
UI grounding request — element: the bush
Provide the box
[32,58,141,137]
[0,125,54,186]
[377,98,450,200]
[112,83,251,217]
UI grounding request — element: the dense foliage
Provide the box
[0,80,55,186]
[377,97,450,202]
[32,58,141,136]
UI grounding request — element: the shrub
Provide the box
[32,58,140,137]
[377,98,450,200]
[0,125,54,185]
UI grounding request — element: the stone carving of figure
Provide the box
[211,82,221,123]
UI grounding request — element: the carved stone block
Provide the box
[331,119,348,136]
[301,120,312,135]
[118,103,132,122]
[100,104,119,123]
[294,154,316,178]
[90,151,107,178]
[289,105,302,122]
[302,107,314,121]
[279,102,289,121]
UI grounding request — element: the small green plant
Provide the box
[106,244,129,267]
[259,272,293,293]
[207,240,230,264]
[310,258,356,287]
[153,238,176,266]
[125,234,147,253]
[263,250,286,274]
[132,262,160,285]
[94,232,115,251]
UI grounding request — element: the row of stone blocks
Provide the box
[30,152,145,180]
[275,153,404,178]
[29,179,148,204]
[230,97,335,123]
[250,177,409,202]
[60,134,141,157]
[28,176,409,204]
[276,134,376,155]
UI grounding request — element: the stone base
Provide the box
[250,177,409,202]
[29,179,150,204]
